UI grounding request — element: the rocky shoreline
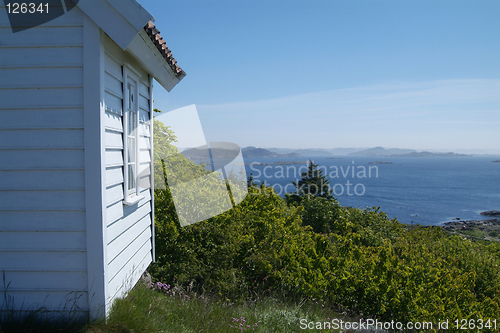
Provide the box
[480,210,500,217]
[441,215,500,242]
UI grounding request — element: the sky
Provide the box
[139,0,500,152]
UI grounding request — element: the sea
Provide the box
[242,155,500,226]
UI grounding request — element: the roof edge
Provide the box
[143,21,185,78]
[77,0,153,50]
[126,30,185,92]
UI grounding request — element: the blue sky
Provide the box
[140,0,500,152]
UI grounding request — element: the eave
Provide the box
[77,0,185,91]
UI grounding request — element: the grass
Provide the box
[89,282,357,333]
[1,282,364,333]
[459,227,489,240]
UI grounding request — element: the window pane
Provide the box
[128,137,135,163]
[125,76,138,195]
[128,110,137,135]
[128,111,132,134]
[128,164,135,191]
[128,82,135,111]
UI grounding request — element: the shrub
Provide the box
[150,137,500,329]
[150,186,327,300]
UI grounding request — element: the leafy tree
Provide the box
[299,196,345,234]
[153,118,209,188]
[247,173,258,188]
[153,118,233,227]
[285,160,333,204]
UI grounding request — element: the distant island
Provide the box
[493,160,500,163]
[481,210,500,217]
[394,151,471,157]
[349,146,471,157]
[349,147,415,156]
[182,147,240,160]
[242,147,302,158]
[183,145,487,160]
[181,146,303,160]
[368,161,393,164]
[267,148,336,156]
[245,161,308,166]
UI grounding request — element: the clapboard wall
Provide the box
[101,33,153,309]
[0,6,89,315]
[0,7,154,317]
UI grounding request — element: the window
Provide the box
[123,67,144,205]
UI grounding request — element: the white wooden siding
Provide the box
[0,129,84,149]
[0,4,156,316]
[7,271,88,291]
[0,6,88,314]
[0,211,85,232]
[0,150,84,170]
[0,170,84,191]
[0,67,83,88]
[1,47,83,68]
[102,35,153,307]
[0,108,84,130]
[106,166,124,187]
[0,231,86,251]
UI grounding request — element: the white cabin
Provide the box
[0,0,185,319]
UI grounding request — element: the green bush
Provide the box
[299,196,404,247]
[152,183,500,329]
[150,124,500,328]
[150,186,326,300]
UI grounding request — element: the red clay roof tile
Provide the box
[144,21,185,78]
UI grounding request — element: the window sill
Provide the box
[123,195,145,206]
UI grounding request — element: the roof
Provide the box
[77,0,185,91]
[144,21,186,78]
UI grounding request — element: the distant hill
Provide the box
[182,147,240,160]
[267,147,364,156]
[394,151,471,157]
[348,147,471,157]
[180,147,210,160]
[326,148,366,155]
[199,146,476,159]
[266,148,297,155]
[231,147,500,156]
[348,146,417,156]
[181,146,303,160]
[292,149,333,156]
[242,147,302,158]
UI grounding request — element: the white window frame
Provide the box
[123,65,144,206]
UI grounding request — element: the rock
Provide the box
[139,270,153,287]
[480,210,500,217]
[441,218,500,242]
